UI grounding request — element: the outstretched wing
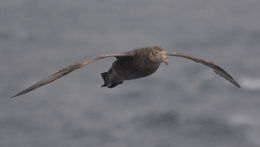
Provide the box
[12,52,133,98]
[166,52,240,88]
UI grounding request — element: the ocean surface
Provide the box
[1,0,260,147]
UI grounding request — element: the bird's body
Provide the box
[101,47,161,88]
[12,46,240,98]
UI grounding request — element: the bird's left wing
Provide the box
[12,52,133,98]
[166,52,240,88]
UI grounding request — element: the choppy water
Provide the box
[1,0,260,147]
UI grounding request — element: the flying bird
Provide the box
[12,46,240,97]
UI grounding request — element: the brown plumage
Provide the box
[12,46,240,98]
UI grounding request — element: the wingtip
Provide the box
[230,79,241,88]
[10,91,26,98]
[234,81,241,88]
[10,94,20,99]
[10,95,17,99]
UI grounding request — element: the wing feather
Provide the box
[12,53,132,98]
[166,52,240,88]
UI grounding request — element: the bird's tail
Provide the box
[100,70,123,88]
[101,72,109,87]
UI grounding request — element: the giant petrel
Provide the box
[12,46,240,97]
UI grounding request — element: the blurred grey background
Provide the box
[1,0,260,147]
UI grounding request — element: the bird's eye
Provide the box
[154,50,160,55]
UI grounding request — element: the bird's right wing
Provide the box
[166,52,240,88]
[12,52,133,98]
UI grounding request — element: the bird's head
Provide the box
[149,46,168,65]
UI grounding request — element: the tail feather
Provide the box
[101,72,109,87]
[100,71,123,88]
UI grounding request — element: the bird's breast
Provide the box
[113,58,160,80]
